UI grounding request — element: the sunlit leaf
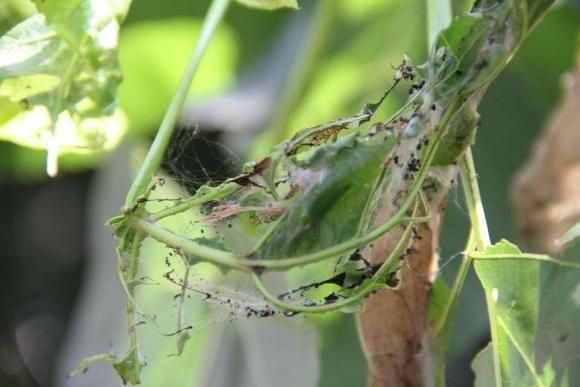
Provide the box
[235,0,299,11]
[0,0,132,176]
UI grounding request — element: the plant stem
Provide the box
[124,0,231,208]
[459,146,499,385]
[459,147,491,250]
[435,229,475,336]
[250,208,417,313]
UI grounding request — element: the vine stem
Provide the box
[250,202,417,313]
[124,0,231,208]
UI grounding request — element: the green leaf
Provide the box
[112,347,144,385]
[472,239,580,386]
[535,243,580,384]
[474,240,541,385]
[452,0,475,16]
[0,0,132,175]
[525,0,556,30]
[235,0,299,11]
[427,0,452,48]
[472,344,497,387]
[253,135,395,260]
[557,222,580,247]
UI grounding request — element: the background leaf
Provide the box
[235,0,299,11]
[117,18,237,135]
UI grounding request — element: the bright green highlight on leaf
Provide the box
[0,0,132,176]
[235,0,298,11]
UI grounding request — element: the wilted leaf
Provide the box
[512,56,580,254]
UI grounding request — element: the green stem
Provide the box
[459,148,491,250]
[435,229,475,336]
[124,0,231,208]
[251,207,417,313]
[119,231,145,361]
[459,146,499,385]
[150,184,236,221]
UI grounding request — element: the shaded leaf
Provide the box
[535,242,580,385]
[472,344,497,387]
[557,222,580,247]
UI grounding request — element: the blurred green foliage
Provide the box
[118,18,237,135]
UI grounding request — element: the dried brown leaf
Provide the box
[512,56,580,254]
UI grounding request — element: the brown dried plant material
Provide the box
[512,56,580,254]
[357,174,449,387]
